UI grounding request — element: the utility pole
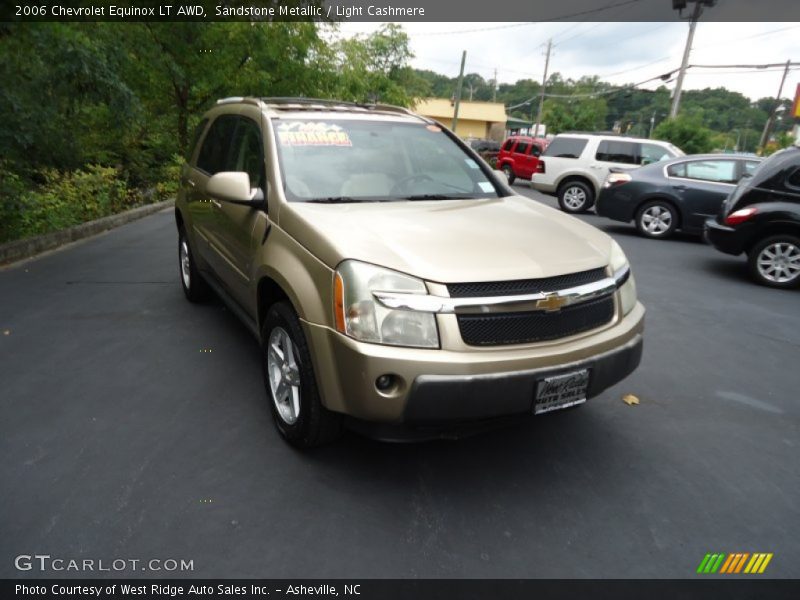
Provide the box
[534,39,552,138]
[493,68,498,102]
[670,1,703,118]
[649,111,656,138]
[758,59,791,151]
[452,50,467,135]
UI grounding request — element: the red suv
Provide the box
[497,136,549,185]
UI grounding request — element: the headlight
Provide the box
[609,240,637,316]
[334,260,439,348]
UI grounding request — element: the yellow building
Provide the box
[414,98,508,140]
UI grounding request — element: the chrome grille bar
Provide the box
[372,266,630,315]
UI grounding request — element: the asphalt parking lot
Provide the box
[1,187,798,579]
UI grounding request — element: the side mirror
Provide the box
[207,172,265,208]
[494,169,509,185]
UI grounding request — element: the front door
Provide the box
[212,117,268,308]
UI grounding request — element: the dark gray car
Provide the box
[596,154,761,239]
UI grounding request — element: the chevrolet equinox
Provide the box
[175,97,645,447]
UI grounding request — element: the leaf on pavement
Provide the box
[622,394,640,406]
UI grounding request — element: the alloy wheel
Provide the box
[756,241,800,284]
[267,326,302,425]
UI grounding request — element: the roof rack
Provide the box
[215,96,263,107]
[260,97,415,116]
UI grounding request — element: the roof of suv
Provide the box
[553,132,672,145]
[214,96,428,122]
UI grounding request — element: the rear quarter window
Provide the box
[502,139,514,151]
[543,137,588,159]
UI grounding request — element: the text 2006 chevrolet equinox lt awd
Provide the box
[175,97,645,447]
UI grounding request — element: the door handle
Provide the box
[672,185,688,191]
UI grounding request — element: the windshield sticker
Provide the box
[277,122,352,147]
[465,159,479,169]
[478,181,494,192]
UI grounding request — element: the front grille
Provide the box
[456,296,615,346]
[447,267,606,298]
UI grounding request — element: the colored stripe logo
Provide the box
[696,553,773,574]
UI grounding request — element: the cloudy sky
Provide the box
[335,21,800,102]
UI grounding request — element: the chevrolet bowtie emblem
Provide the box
[536,293,568,311]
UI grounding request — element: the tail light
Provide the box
[603,172,632,188]
[724,207,758,226]
[536,160,545,174]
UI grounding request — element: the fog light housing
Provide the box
[376,374,395,391]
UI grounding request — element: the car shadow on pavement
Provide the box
[596,224,705,245]
[303,406,624,492]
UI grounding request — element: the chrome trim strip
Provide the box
[373,266,630,314]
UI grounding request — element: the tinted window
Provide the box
[196,115,238,174]
[786,167,800,188]
[514,141,529,155]
[543,137,587,159]
[640,143,672,165]
[186,118,208,161]
[531,144,542,157]
[595,140,639,164]
[228,118,265,188]
[668,160,738,183]
[502,139,514,151]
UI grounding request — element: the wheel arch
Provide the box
[744,222,800,255]
[556,173,597,197]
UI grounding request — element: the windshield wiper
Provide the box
[403,194,476,201]
[305,196,386,204]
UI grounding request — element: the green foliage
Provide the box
[0,165,135,243]
[0,21,417,244]
[653,115,714,154]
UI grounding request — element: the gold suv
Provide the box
[175,97,645,447]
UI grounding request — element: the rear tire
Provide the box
[262,302,343,448]
[501,164,516,185]
[557,180,594,213]
[636,200,678,239]
[747,235,800,289]
[178,226,210,303]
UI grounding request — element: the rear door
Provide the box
[517,142,543,180]
[511,140,530,178]
[590,140,641,189]
[665,159,740,231]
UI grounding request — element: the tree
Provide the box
[653,115,714,154]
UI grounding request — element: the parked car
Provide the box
[469,138,501,153]
[496,135,549,184]
[469,138,501,167]
[175,97,645,447]
[596,154,762,239]
[532,133,684,213]
[705,143,800,288]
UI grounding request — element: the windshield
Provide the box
[274,118,501,202]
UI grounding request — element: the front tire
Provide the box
[748,235,800,289]
[262,302,343,448]
[501,164,516,185]
[178,226,210,302]
[557,180,594,213]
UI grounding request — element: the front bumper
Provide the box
[302,301,645,425]
[403,332,642,422]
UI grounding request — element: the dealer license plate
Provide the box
[534,369,590,414]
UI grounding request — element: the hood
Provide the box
[279,195,613,283]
